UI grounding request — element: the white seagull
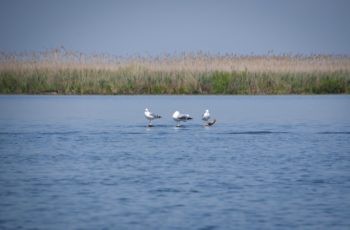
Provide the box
[202,109,216,126]
[144,108,161,127]
[202,109,210,122]
[172,111,193,127]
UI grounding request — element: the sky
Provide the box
[1,0,350,56]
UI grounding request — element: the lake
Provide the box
[0,95,350,229]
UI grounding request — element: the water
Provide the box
[0,95,350,229]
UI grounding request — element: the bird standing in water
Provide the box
[172,111,193,127]
[202,109,210,123]
[202,109,216,126]
[144,108,161,127]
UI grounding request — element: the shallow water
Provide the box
[0,95,350,229]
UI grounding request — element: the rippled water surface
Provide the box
[0,95,350,229]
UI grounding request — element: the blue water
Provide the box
[0,95,350,229]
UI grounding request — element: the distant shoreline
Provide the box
[1,49,349,95]
[1,94,350,97]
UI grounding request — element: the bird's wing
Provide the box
[207,119,216,126]
[178,115,186,120]
[150,112,161,119]
[179,114,192,120]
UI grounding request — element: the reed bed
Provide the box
[1,48,350,94]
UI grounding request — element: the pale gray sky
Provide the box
[1,0,350,55]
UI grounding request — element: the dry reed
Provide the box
[1,48,349,94]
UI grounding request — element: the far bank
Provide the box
[1,50,349,95]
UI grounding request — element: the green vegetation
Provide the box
[1,49,349,94]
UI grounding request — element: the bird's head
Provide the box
[173,111,180,117]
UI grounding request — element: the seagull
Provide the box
[202,109,216,127]
[202,109,210,122]
[172,111,193,127]
[144,108,161,127]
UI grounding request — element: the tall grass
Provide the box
[1,48,350,94]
